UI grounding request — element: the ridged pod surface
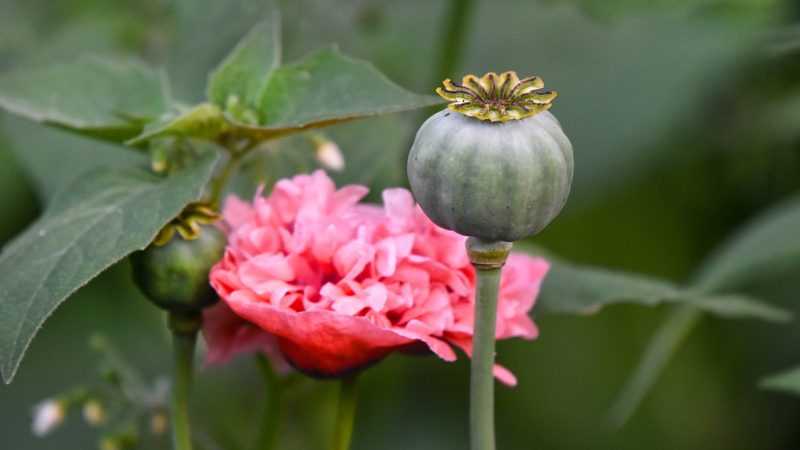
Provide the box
[407,109,573,242]
[131,225,226,312]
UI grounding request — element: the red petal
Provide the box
[226,296,416,377]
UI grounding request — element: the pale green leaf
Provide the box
[602,196,800,428]
[0,153,218,383]
[605,306,703,428]
[535,259,790,322]
[692,194,800,292]
[760,365,800,396]
[0,55,168,141]
[207,15,281,108]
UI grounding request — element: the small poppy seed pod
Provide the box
[407,72,573,242]
[130,224,225,313]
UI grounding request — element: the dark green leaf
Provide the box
[0,56,168,141]
[760,366,800,397]
[247,47,440,136]
[256,46,438,127]
[207,16,281,108]
[0,153,218,383]
[130,21,439,145]
[535,259,790,321]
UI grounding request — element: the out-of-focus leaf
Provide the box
[692,194,800,292]
[207,16,281,108]
[534,259,790,322]
[767,24,800,56]
[605,306,703,428]
[0,56,168,141]
[543,0,782,22]
[605,195,800,427]
[534,250,790,427]
[0,153,218,383]
[467,4,772,205]
[760,366,800,396]
[2,115,147,202]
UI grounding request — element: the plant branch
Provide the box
[253,354,284,450]
[208,139,262,208]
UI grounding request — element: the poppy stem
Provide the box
[208,152,242,208]
[330,376,359,450]
[466,238,512,450]
[169,312,202,450]
[435,0,474,84]
[253,354,284,450]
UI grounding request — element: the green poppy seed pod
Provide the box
[130,224,225,313]
[407,72,573,242]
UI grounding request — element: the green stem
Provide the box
[330,376,359,450]
[169,312,202,450]
[208,152,241,208]
[466,238,511,450]
[253,355,284,450]
[209,139,262,208]
[435,0,475,84]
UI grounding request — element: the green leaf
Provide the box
[207,15,281,108]
[605,306,703,428]
[0,55,168,141]
[243,46,441,138]
[534,259,790,322]
[130,19,439,144]
[0,153,218,383]
[125,103,229,146]
[2,114,148,202]
[760,365,800,397]
[601,197,800,428]
[692,194,800,292]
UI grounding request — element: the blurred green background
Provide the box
[1,0,800,449]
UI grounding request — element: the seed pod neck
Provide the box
[466,238,512,269]
[436,71,557,123]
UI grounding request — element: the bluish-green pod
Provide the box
[407,109,573,242]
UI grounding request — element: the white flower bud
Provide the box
[312,137,345,172]
[31,399,65,437]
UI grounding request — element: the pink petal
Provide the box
[225,298,416,377]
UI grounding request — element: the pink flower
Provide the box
[207,171,548,386]
[202,302,291,373]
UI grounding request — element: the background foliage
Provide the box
[0,0,799,449]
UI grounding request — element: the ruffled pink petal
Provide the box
[222,196,253,229]
[206,170,549,386]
